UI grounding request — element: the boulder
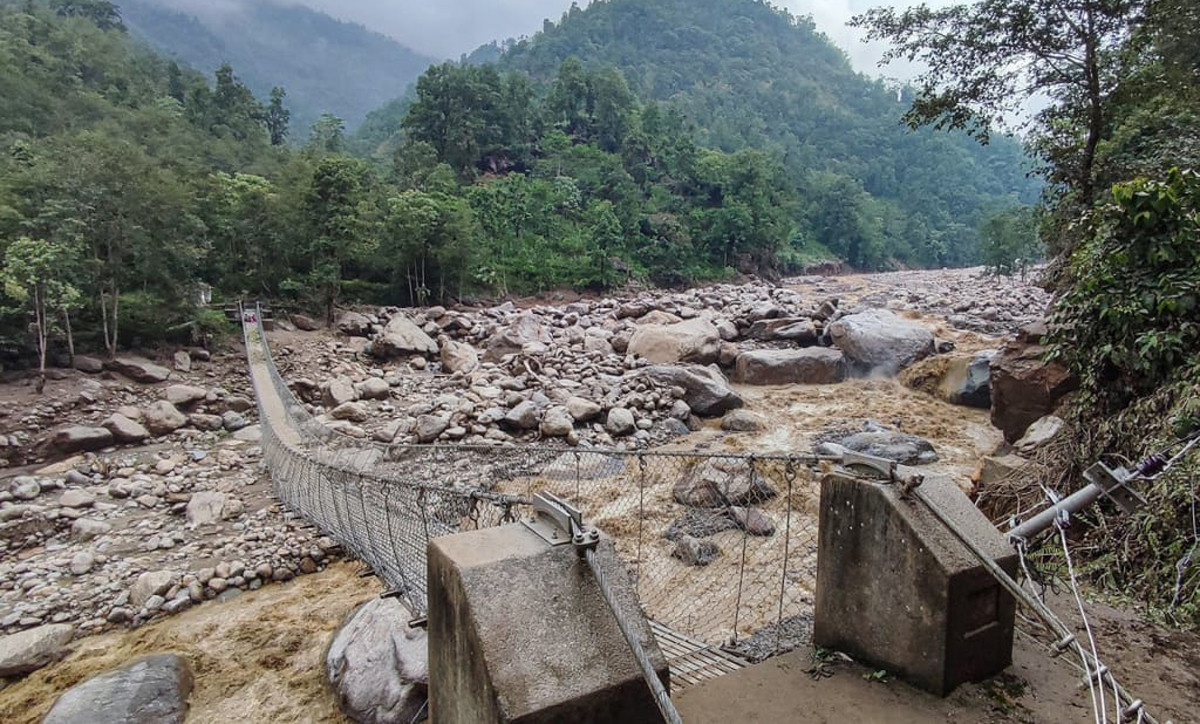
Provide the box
[539,406,575,437]
[901,351,995,408]
[0,624,74,677]
[956,350,996,408]
[106,357,171,384]
[566,396,602,422]
[129,570,178,607]
[164,384,206,407]
[815,421,938,465]
[326,597,428,724]
[484,313,552,361]
[1015,415,1064,455]
[331,402,369,423]
[990,338,1078,442]
[337,312,373,337]
[415,415,449,443]
[186,492,230,526]
[504,401,542,431]
[43,426,113,454]
[672,535,719,567]
[322,377,360,408]
[102,414,150,444]
[673,457,775,508]
[720,410,763,432]
[10,476,40,501]
[641,365,743,417]
[605,407,636,436]
[637,310,683,326]
[355,378,391,401]
[172,351,191,373]
[220,411,249,431]
[828,309,935,374]
[371,315,438,358]
[60,490,95,508]
[43,653,193,724]
[291,314,321,331]
[729,506,776,536]
[627,317,720,365]
[747,317,818,343]
[439,338,479,375]
[188,413,224,432]
[72,518,112,541]
[143,401,188,436]
[73,356,104,374]
[734,348,847,386]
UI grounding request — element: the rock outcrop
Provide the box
[990,332,1078,442]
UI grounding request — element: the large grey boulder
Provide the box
[641,365,743,416]
[43,653,193,724]
[337,312,373,337]
[539,406,575,437]
[0,623,74,677]
[129,570,178,607]
[186,491,230,527]
[483,313,552,361]
[734,348,847,385]
[503,400,542,431]
[828,309,935,374]
[371,315,438,358]
[102,414,149,444]
[164,384,206,407]
[326,597,428,724]
[439,338,479,374]
[955,350,996,408]
[142,401,187,436]
[42,426,113,454]
[106,357,171,383]
[673,457,775,508]
[627,317,721,365]
[322,377,360,408]
[816,421,938,465]
[747,317,818,343]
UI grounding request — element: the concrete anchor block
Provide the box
[814,472,1017,696]
[428,524,669,723]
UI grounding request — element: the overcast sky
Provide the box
[150,0,953,77]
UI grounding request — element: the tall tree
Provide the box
[265,86,290,146]
[303,157,372,323]
[1,237,82,388]
[852,0,1141,206]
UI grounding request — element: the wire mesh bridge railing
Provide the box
[242,311,831,664]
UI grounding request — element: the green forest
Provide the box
[0,0,1039,360]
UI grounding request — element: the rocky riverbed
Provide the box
[7,266,1195,722]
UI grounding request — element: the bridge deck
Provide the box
[650,621,749,691]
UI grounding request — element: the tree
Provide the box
[308,113,346,154]
[52,0,123,31]
[265,86,290,146]
[2,237,82,387]
[979,206,1041,276]
[212,63,265,142]
[303,157,372,323]
[852,0,1141,206]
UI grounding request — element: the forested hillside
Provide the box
[356,0,1041,270]
[118,0,435,134]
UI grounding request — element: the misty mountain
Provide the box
[493,0,1038,205]
[119,0,437,135]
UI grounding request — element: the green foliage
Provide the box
[1049,168,1200,411]
[485,0,1040,270]
[979,206,1042,276]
